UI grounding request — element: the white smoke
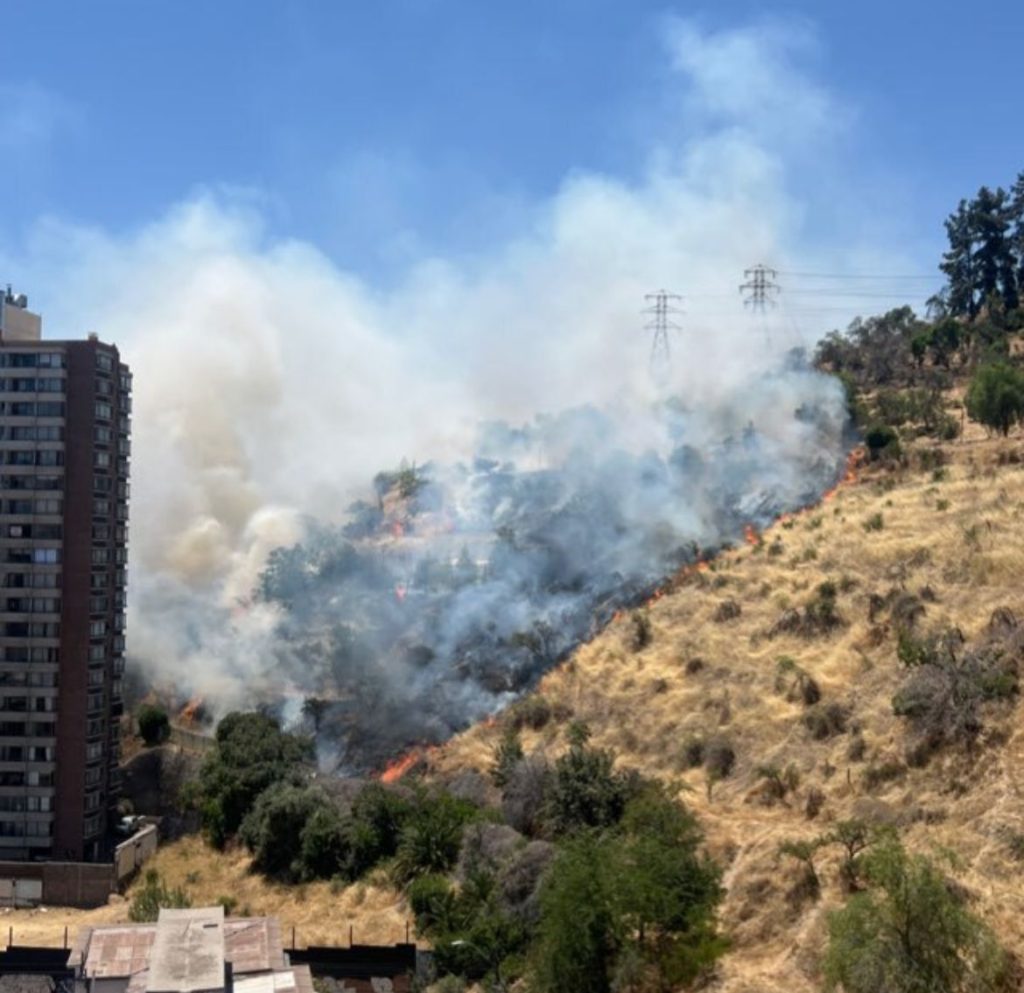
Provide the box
[0,19,924,723]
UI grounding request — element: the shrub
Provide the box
[491,727,524,788]
[824,839,1006,992]
[755,764,799,805]
[239,783,323,881]
[501,756,551,837]
[779,838,823,904]
[129,869,191,922]
[394,791,481,882]
[507,696,554,731]
[137,704,170,747]
[345,783,414,878]
[627,611,652,651]
[965,362,1024,436]
[892,627,1019,761]
[703,737,736,780]
[712,599,742,623]
[544,741,629,836]
[802,703,849,741]
[774,657,821,705]
[864,424,901,461]
[862,512,885,532]
[299,804,349,880]
[196,711,313,848]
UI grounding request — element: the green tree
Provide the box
[239,782,323,881]
[299,802,349,880]
[824,839,1005,993]
[965,362,1024,435]
[544,738,628,835]
[531,835,622,993]
[196,711,313,848]
[393,791,480,882]
[137,704,170,747]
[345,783,414,878]
[490,726,524,788]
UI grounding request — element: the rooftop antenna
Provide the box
[643,290,684,379]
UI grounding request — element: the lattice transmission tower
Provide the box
[739,264,780,312]
[643,290,684,375]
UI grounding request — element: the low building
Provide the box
[69,907,314,993]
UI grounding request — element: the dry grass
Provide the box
[0,836,417,950]
[436,429,1024,992]
[14,417,1024,988]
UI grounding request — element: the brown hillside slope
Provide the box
[434,431,1024,991]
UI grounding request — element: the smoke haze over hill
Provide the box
[0,19,919,760]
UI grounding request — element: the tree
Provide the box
[965,362,1024,435]
[530,788,725,993]
[137,703,170,747]
[345,783,414,878]
[299,803,349,880]
[531,835,622,993]
[393,791,480,881]
[824,839,1005,993]
[301,697,329,734]
[196,711,313,848]
[239,783,323,881]
[490,727,524,788]
[544,738,628,835]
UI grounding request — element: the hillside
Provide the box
[428,421,1024,991]
[12,386,1024,990]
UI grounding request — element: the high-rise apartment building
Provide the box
[0,288,131,862]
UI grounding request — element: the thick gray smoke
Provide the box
[254,363,847,770]
[0,18,917,764]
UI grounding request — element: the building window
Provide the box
[36,401,64,417]
[95,401,112,420]
[89,620,106,637]
[34,499,60,514]
[32,549,59,564]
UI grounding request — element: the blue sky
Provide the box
[2,0,1021,286]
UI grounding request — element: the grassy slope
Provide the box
[12,417,1024,990]
[433,424,1024,991]
[0,835,416,948]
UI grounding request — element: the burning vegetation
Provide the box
[245,361,850,772]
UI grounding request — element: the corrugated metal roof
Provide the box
[74,915,282,982]
[146,907,225,993]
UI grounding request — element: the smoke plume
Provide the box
[0,19,915,766]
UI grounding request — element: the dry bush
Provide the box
[769,581,846,639]
[774,657,821,705]
[802,702,850,741]
[713,598,742,623]
[892,621,1020,764]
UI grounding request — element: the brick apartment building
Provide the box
[0,287,131,861]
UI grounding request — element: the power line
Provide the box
[777,270,936,281]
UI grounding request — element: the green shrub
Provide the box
[137,704,170,747]
[965,362,1024,436]
[544,741,629,836]
[394,791,481,882]
[239,783,323,881]
[862,512,885,532]
[824,840,1006,992]
[129,869,191,922]
[491,727,524,788]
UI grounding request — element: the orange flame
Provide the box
[179,696,204,725]
[379,751,420,784]
[744,524,760,546]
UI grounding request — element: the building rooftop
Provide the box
[146,907,225,993]
[70,911,305,993]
